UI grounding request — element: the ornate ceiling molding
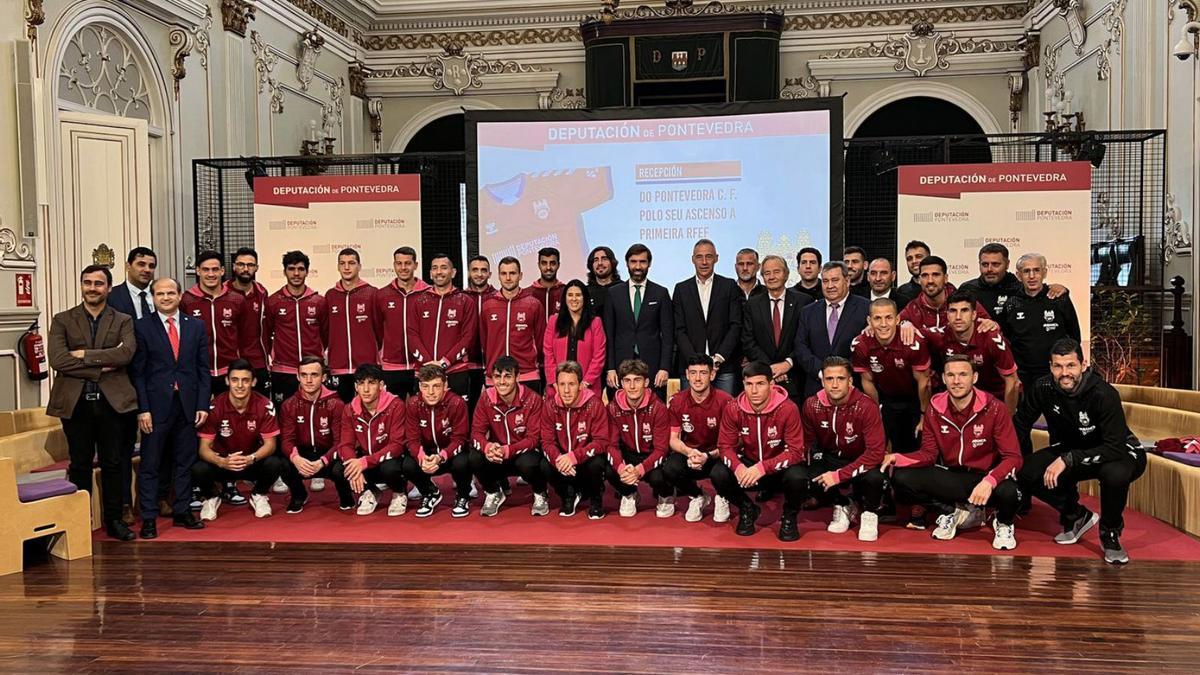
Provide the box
[250,30,284,114]
[221,0,256,37]
[547,87,586,108]
[283,0,366,46]
[819,21,1023,77]
[362,27,579,51]
[785,3,1026,32]
[779,69,827,99]
[593,1,781,23]
[348,60,369,97]
[367,44,548,95]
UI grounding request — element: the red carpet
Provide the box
[100,478,1200,561]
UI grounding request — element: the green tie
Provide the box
[633,284,643,321]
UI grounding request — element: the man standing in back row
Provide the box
[375,246,429,398]
[673,239,742,395]
[265,251,327,407]
[604,243,673,402]
[325,248,378,402]
[528,246,565,325]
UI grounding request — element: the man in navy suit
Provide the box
[741,255,813,398]
[131,277,210,537]
[604,243,673,401]
[794,261,870,398]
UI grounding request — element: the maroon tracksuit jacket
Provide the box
[326,280,379,375]
[374,278,430,371]
[800,388,886,482]
[898,283,991,332]
[471,384,543,460]
[406,391,470,460]
[406,288,479,375]
[224,280,270,369]
[264,285,327,375]
[335,390,406,468]
[526,281,565,325]
[480,289,545,383]
[895,388,1023,486]
[607,390,670,473]
[279,387,345,463]
[181,285,250,377]
[541,387,612,463]
[717,385,806,473]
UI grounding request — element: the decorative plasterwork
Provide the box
[819,21,1023,78]
[368,45,547,96]
[595,1,781,22]
[785,3,1027,32]
[25,0,45,42]
[363,27,579,51]
[547,87,586,108]
[780,74,827,99]
[1020,31,1040,69]
[1163,193,1193,262]
[168,27,194,99]
[297,27,325,92]
[348,60,369,97]
[195,6,213,70]
[250,31,284,114]
[0,229,36,269]
[221,0,255,37]
[367,97,383,150]
[1053,0,1087,54]
[283,0,366,46]
[1008,71,1025,129]
[1095,0,1127,82]
[321,77,345,137]
[58,25,152,120]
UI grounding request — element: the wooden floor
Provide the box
[2,542,1199,673]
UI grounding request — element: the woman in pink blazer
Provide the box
[543,280,606,391]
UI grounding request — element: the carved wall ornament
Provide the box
[250,31,284,114]
[780,75,824,99]
[1053,0,1087,55]
[322,77,345,140]
[367,97,383,151]
[0,229,35,267]
[297,27,325,93]
[1008,72,1025,130]
[785,4,1026,32]
[168,27,194,100]
[819,22,1023,77]
[1096,0,1128,82]
[221,0,255,38]
[548,87,586,109]
[1020,31,1040,70]
[595,1,779,21]
[369,45,546,96]
[348,61,369,98]
[284,0,364,46]
[58,25,152,120]
[1163,192,1193,262]
[195,6,213,71]
[92,243,116,269]
[25,0,45,42]
[362,27,580,52]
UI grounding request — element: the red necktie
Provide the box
[771,298,782,346]
[167,317,180,360]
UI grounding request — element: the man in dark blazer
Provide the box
[865,257,910,311]
[794,261,870,398]
[46,265,139,541]
[741,255,813,398]
[130,277,209,537]
[673,239,742,394]
[604,243,674,400]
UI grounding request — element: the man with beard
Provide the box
[734,248,766,300]
[586,246,621,316]
[793,247,823,301]
[374,246,429,398]
[894,240,929,309]
[480,257,545,392]
[603,243,673,402]
[527,246,565,325]
[181,250,250,397]
[925,291,1020,412]
[264,251,327,407]
[407,254,479,402]
[464,255,498,409]
[843,246,870,298]
[960,243,1067,319]
[226,247,271,396]
[898,256,993,333]
[1014,339,1145,564]
[866,258,907,310]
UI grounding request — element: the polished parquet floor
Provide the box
[2,541,1199,673]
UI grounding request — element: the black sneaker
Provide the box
[777,512,799,542]
[286,496,308,514]
[587,499,605,520]
[451,497,471,518]
[222,482,246,506]
[1054,509,1099,545]
[415,490,442,518]
[559,490,581,517]
[499,477,513,496]
[1101,529,1130,565]
[338,499,354,511]
[906,506,928,531]
[735,502,761,536]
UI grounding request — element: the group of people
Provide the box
[47,237,1145,564]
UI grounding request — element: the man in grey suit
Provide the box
[604,243,674,401]
[46,265,139,541]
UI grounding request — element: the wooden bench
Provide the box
[0,457,92,576]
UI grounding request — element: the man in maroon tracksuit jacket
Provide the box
[800,357,888,542]
[882,355,1023,550]
[898,256,992,333]
[465,255,499,409]
[374,246,429,398]
[527,246,566,326]
[277,356,349,511]
[663,354,734,524]
[181,250,251,395]
[471,356,549,517]
[264,251,327,407]
[542,360,612,519]
[405,363,476,518]
[326,248,379,403]
[711,361,808,541]
[480,257,545,393]
[924,290,1019,411]
[332,364,408,517]
[602,358,672,519]
[227,247,271,397]
[407,254,480,406]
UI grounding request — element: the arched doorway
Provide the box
[405,114,464,152]
[844,96,991,267]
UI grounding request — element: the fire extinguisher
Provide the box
[18,321,48,381]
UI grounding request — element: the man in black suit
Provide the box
[673,239,742,395]
[793,261,870,398]
[865,257,910,311]
[793,247,823,301]
[130,277,209,538]
[604,243,673,401]
[740,255,813,397]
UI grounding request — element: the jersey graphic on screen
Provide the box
[480,167,614,270]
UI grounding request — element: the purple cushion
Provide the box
[1163,452,1200,468]
[17,479,77,503]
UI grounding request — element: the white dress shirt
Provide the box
[628,280,647,313]
[125,281,152,319]
[695,274,713,320]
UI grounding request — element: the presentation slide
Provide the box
[471,105,836,285]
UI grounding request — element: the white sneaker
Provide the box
[310,477,326,492]
[531,493,550,516]
[199,496,220,521]
[249,493,272,518]
[713,496,731,523]
[992,518,1017,550]
[858,511,879,542]
[932,507,970,541]
[827,504,855,534]
[271,478,288,494]
[959,504,986,530]
[356,490,378,516]
[655,496,675,518]
[387,493,407,517]
[685,494,711,523]
[407,486,422,500]
[619,494,638,517]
